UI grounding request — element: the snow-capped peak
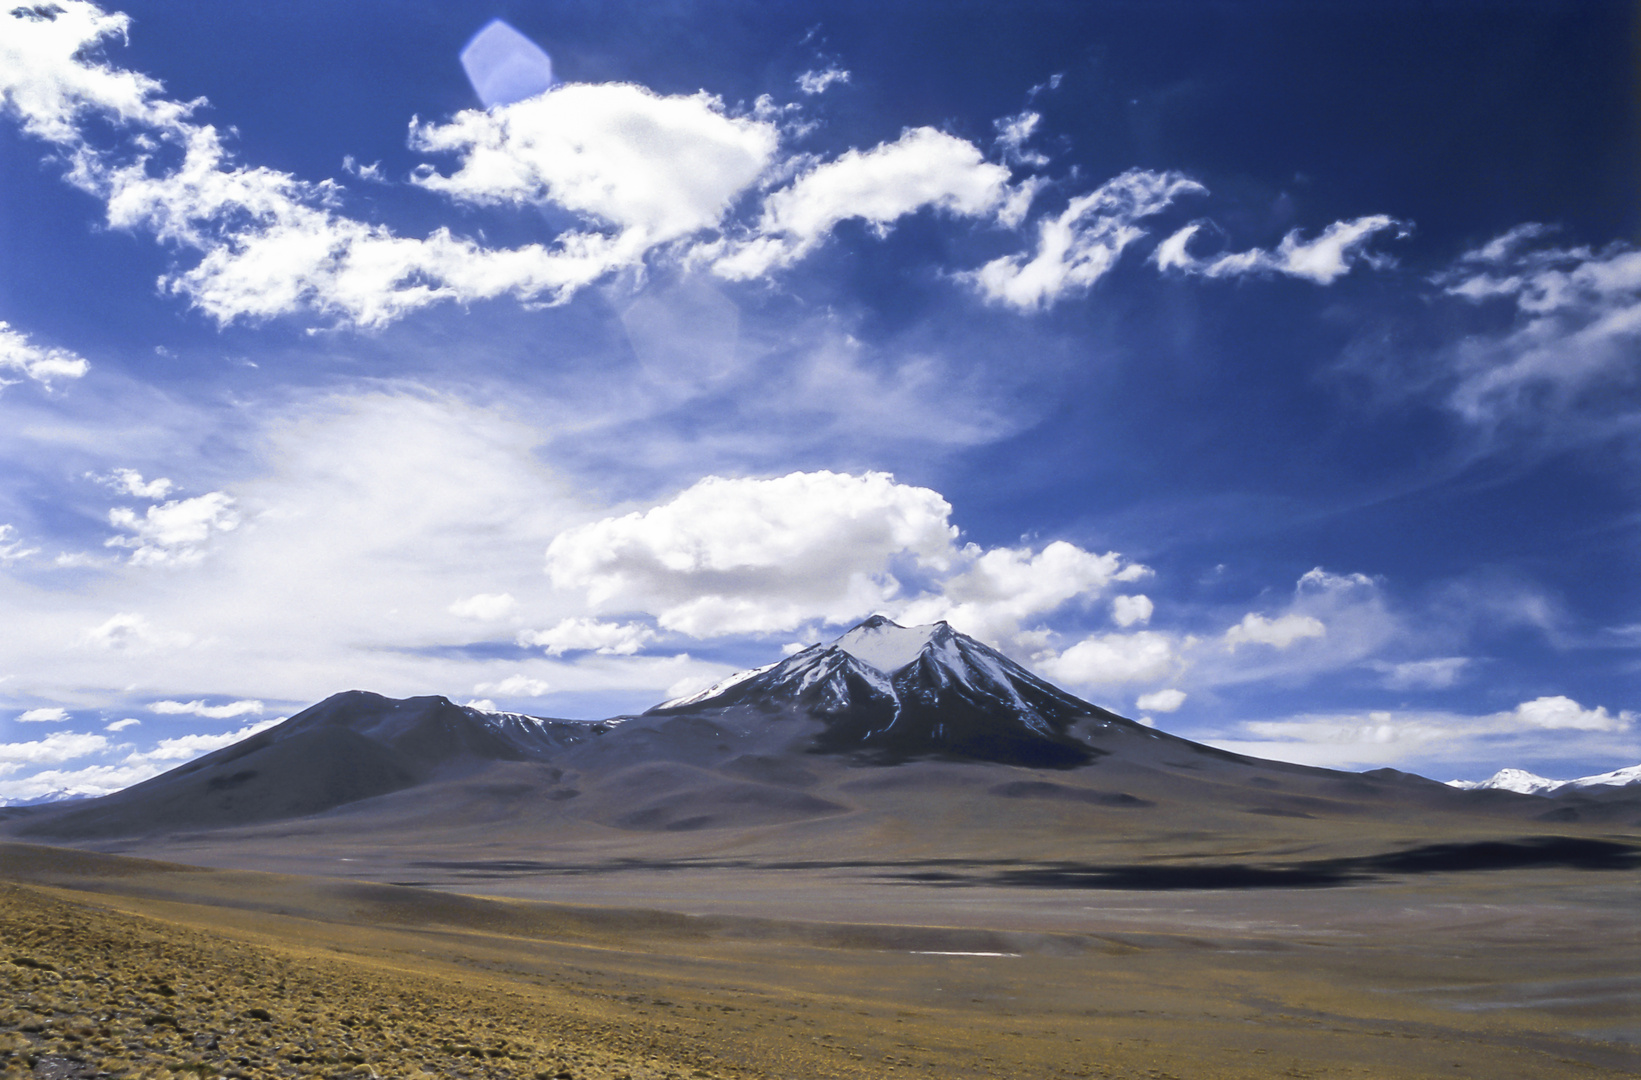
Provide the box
[1446,762,1641,795]
[832,615,941,674]
[1566,763,1641,789]
[656,661,779,710]
[1446,768,1558,795]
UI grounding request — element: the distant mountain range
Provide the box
[1447,765,1641,796]
[8,617,1639,841]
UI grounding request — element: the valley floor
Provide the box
[1,842,1637,1080]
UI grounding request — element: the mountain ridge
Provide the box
[10,617,1622,841]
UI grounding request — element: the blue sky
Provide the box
[0,0,1636,802]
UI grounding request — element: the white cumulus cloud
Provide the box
[449,592,519,620]
[473,674,552,698]
[1224,611,1326,649]
[106,491,239,565]
[1111,594,1153,627]
[97,468,174,499]
[410,83,780,250]
[80,612,194,652]
[1035,630,1180,689]
[517,617,655,656]
[0,320,90,390]
[897,541,1145,646]
[545,470,1151,646]
[123,718,280,765]
[148,698,263,719]
[105,718,140,731]
[1135,688,1186,713]
[1202,695,1636,773]
[1506,695,1632,733]
[0,730,108,765]
[15,707,68,723]
[545,470,958,637]
[714,127,1014,279]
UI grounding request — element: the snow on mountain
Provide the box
[1446,763,1641,795]
[1446,768,1559,795]
[645,615,1136,767]
[1561,763,1641,789]
[657,662,778,710]
[834,617,941,673]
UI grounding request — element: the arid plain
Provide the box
[3,763,1638,1080]
[3,632,1639,1080]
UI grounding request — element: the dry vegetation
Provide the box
[2,842,1637,1080]
[0,883,728,1080]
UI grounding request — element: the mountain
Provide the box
[9,617,1585,844]
[18,691,607,839]
[649,615,1139,767]
[1447,764,1641,796]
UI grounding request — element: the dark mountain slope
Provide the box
[19,692,605,839]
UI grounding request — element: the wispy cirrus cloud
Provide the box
[966,169,1204,310]
[1434,225,1641,436]
[1154,215,1408,284]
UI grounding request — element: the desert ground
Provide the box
[2,827,1637,1080]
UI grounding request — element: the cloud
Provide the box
[0,524,40,565]
[1111,594,1153,627]
[0,730,108,765]
[796,67,850,95]
[15,707,68,723]
[148,698,263,719]
[545,470,958,636]
[97,468,174,499]
[993,110,1048,167]
[1155,215,1406,284]
[544,470,1152,646]
[1135,688,1186,713]
[449,593,519,620]
[1373,656,1469,690]
[410,83,779,250]
[1035,631,1181,690]
[80,612,194,652]
[967,169,1204,310]
[1433,227,1641,432]
[713,127,1014,279]
[1506,695,1631,733]
[0,320,90,390]
[1202,696,1636,772]
[0,1,191,139]
[106,491,239,565]
[472,674,551,698]
[0,5,692,327]
[105,718,140,731]
[0,761,164,803]
[463,698,498,712]
[517,617,656,656]
[122,718,280,764]
[1224,611,1326,649]
[896,541,1147,646]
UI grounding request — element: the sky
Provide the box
[0,0,1636,803]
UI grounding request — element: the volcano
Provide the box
[7,617,1568,843]
[649,615,1139,767]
